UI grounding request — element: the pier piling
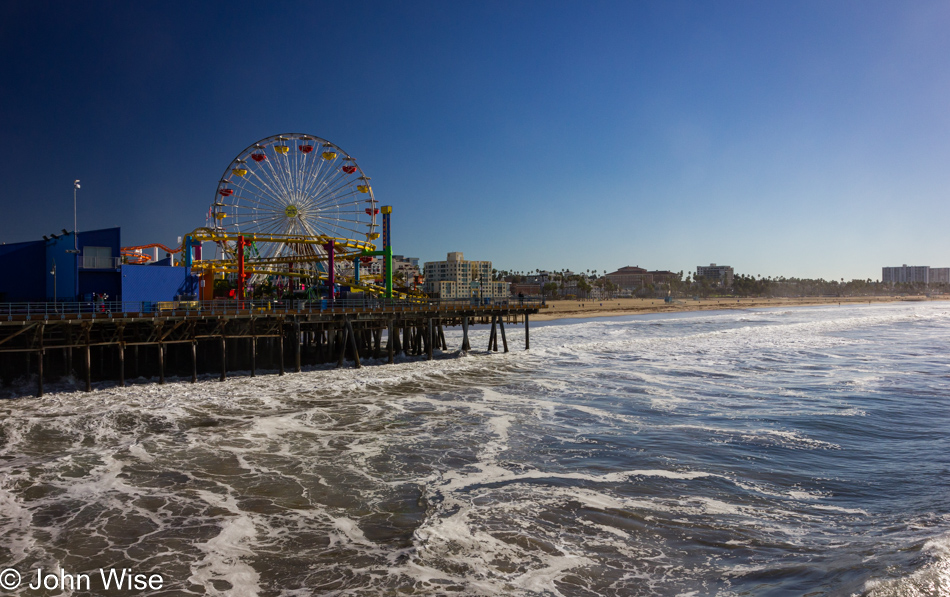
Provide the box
[488,316,497,352]
[387,320,395,363]
[191,341,197,383]
[278,320,285,376]
[427,318,433,360]
[294,318,302,373]
[84,334,91,392]
[345,318,361,368]
[118,341,125,387]
[37,349,43,398]
[461,317,470,352]
[525,314,529,350]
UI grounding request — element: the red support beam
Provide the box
[237,235,246,301]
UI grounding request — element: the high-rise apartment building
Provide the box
[423,252,508,299]
[930,268,950,285]
[695,263,734,287]
[882,265,930,284]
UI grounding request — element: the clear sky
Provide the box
[2,1,948,281]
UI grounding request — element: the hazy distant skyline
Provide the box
[1,1,948,281]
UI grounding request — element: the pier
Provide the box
[0,298,541,397]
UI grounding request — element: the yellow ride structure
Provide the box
[182,228,420,301]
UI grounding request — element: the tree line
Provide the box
[495,269,939,299]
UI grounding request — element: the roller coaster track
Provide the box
[121,229,419,300]
[181,228,421,301]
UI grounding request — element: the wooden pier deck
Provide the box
[0,298,542,397]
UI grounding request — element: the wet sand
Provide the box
[532,295,945,322]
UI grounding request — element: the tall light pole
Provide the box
[68,180,81,301]
[72,180,80,252]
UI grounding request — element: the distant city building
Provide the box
[509,283,541,296]
[558,279,584,298]
[526,271,552,285]
[392,255,421,280]
[695,263,734,287]
[648,270,679,286]
[392,254,420,269]
[606,266,653,289]
[345,254,420,284]
[931,268,950,285]
[423,252,508,299]
[882,265,949,285]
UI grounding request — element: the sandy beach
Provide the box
[532,295,945,322]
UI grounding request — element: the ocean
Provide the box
[1,302,948,596]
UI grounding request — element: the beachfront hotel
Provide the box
[882,264,950,285]
[423,252,509,299]
[695,263,735,287]
[606,266,653,289]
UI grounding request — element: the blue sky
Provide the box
[1,1,948,281]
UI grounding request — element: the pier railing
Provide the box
[1,297,545,320]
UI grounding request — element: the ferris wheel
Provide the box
[211,133,379,274]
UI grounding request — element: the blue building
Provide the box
[0,235,48,302]
[0,227,197,304]
[121,262,198,304]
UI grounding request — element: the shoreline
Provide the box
[530,295,946,322]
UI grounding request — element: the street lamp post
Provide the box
[67,180,81,302]
[72,180,80,252]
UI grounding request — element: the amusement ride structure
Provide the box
[121,133,408,301]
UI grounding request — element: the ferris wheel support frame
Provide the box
[357,245,394,298]
[325,241,336,301]
[351,206,394,298]
[237,235,247,300]
[180,225,396,298]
